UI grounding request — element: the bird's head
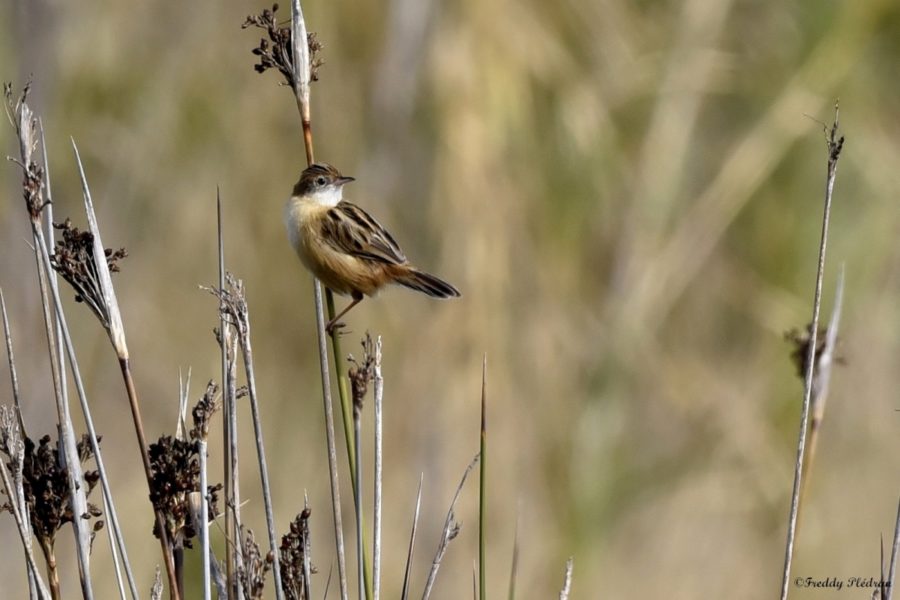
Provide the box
[293,163,355,206]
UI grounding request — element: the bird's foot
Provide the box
[325,320,348,337]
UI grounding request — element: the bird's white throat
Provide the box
[308,185,344,207]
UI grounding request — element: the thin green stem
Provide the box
[326,290,374,600]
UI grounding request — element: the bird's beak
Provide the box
[337,176,355,186]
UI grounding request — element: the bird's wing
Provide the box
[322,201,408,265]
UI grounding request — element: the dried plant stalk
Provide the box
[422,454,480,600]
[6,84,94,599]
[208,273,285,599]
[779,105,844,600]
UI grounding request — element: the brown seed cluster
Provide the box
[279,507,314,600]
[148,433,222,549]
[783,324,844,379]
[242,4,324,85]
[4,82,47,220]
[0,432,103,554]
[190,380,221,442]
[348,333,375,414]
[50,218,127,329]
[238,527,273,600]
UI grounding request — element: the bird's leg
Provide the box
[325,292,364,335]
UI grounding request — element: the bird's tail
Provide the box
[394,267,461,299]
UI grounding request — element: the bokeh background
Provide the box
[2,0,900,597]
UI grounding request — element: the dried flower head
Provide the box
[190,380,221,442]
[784,324,845,379]
[242,4,324,85]
[148,435,222,549]
[348,333,375,413]
[205,272,249,337]
[50,218,127,329]
[280,507,315,600]
[0,431,103,556]
[238,527,273,600]
[4,82,47,220]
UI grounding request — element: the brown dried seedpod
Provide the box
[4,82,48,220]
[0,432,104,559]
[237,527,272,600]
[280,508,315,600]
[784,324,845,380]
[148,434,222,549]
[242,4,324,85]
[348,333,375,413]
[49,218,127,329]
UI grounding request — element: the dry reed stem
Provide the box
[798,268,844,514]
[0,413,52,600]
[373,337,383,600]
[41,135,136,599]
[198,438,212,600]
[289,1,349,597]
[68,139,180,598]
[400,475,423,600]
[778,104,844,600]
[422,454,480,600]
[558,559,573,600]
[216,188,241,600]
[479,356,487,600]
[303,493,314,600]
[8,88,94,599]
[224,327,244,599]
[0,293,38,599]
[38,241,138,599]
[215,272,286,599]
[1,283,25,437]
[353,408,364,600]
[312,279,349,600]
[887,496,900,600]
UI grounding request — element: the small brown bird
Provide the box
[284,163,461,332]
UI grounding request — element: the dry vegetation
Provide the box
[1,0,900,598]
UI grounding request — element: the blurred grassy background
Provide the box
[2,0,899,597]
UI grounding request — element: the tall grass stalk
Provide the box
[353,403,365,600]
[400,475,423,600]
[0,290,25,434]
[216,189,243,600]
[303,493,314,600]
[422,454,479,600]
[312,280,349,600]
[0,292,39,600]
[5,86,93,599]
[326,293,374,599]
[798,268,844,512]
[216,273,285,598]
[37,233,136,599]
[373,337,383,600]
[0,307,36,597]
[43,133,136,600]
[198,439,211,600]
[70,140,179,599]
[8,89,94,599]
[507,511,519,600]
[479,356,487,600]
[887,496,900,600]
[558,559,573,600]
[778,105,844,600]
[289,0,350,596]
[0,438,52,600]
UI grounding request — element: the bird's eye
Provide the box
[316,176,327,186]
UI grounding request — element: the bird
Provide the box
[284,162,461,332]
